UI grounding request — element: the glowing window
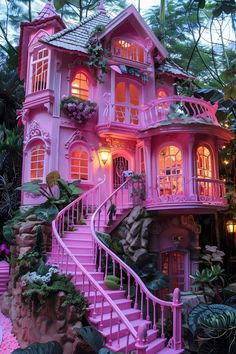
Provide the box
[71,72,89,99]
[196,146,212,178]
[115,81,140,125]
[31,48,49,93]
[113,40,145,63]
[159,146,183,195]
[196,146,213,196]
[30,144,45,180]
[157,89,168,109]
[70,147,89,180]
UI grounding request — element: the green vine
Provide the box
[87,25,108,82]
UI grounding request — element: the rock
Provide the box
[25,214,38,221]
[17,233,35,247]
[19,221,40,234]
[130,220,142,237]
[125,206,144,225]
[130,235,141,250]
[63,341,73,354]
[131,248,147,262]
[0,291,12,316]
[126,232,133,244]
[19,246,32,258]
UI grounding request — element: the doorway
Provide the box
[161,251,187,291]
[113,156,129,189]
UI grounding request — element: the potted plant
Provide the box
[61,95,97,124]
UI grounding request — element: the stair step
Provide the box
[153,346,184,354]
[100,318,152,341]
[146,337,167,354]
[75,280,105,292]
[105,328,158,353]
[63,238,93,247]
[89,308,141,327]
[72,271,104,282]
[85,289,126,302]
[88,298,132,315]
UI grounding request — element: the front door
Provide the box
[113,156,129,189]
[162,251,186,292]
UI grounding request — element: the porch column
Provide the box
[143,138,152,203]
[187,136,195,198]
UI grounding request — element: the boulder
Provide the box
[130,220,142,237]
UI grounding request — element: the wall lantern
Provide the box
[226,219,236,235]
[99,146,110,166]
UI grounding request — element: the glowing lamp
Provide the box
[226,219,236,235]
[99,146,110,166]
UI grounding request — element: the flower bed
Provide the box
[61,95,97,124]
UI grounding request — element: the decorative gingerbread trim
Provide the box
[23,121,51,153]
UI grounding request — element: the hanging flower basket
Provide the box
[61,95,97,124]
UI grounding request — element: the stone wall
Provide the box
[0,215,88,354]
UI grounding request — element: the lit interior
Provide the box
[159,145,183,195]
[113,40,145,63]
[157,89,168,109]
[71,147,89,180]
[30,144,45,180]
[115,82,140,125]
[196,146,213,196]
[71,72,89,99]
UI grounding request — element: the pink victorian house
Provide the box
[17,1,233,353]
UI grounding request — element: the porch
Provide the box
[145,177,227,211]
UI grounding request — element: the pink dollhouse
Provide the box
[17,1,233,352]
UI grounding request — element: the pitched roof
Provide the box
[97,5,168,61]
[36,0,57,20]
[41,12,111,53]
[157,61,195,80]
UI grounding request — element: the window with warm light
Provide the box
[196,146,213,196]
[156,88,168,109]
[159,145,183,196]
[115,81,140,125]
[70,147,89,180]
[71,72,89,99]
[30,144,45,180]
[113,40,145,63]
[31,48,49,93]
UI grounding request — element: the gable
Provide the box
[98,5,168,62]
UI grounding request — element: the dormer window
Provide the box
[71,72,89,99]
[112,39,145,63]
[31,48,49,93]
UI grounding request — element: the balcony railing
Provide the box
[153,177,226,206]
[102,93,219,128]
[141,95,219,127]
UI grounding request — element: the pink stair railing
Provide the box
[91,177,183,352]
[141,95,219,127]
[51,177,183,352]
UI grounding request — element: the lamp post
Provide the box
[226,218,236,275]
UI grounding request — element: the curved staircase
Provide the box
[49,177,183,354]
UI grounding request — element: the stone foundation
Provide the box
[0,215,88,354]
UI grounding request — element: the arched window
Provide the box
[70,146,89,181]
[30,144,45,180]
[71,72,89,99]
[115,81,140,125]
[196,146,212,178]
[156,88,168,109]
[196,146,213,196]
[158,145,183,196]
[113,40,145,63]
[31,48,49,93]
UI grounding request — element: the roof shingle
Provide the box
[41,12,111,53]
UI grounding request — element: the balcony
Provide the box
[141,95,219,128]
[146,177,227,211]
[101,94,219,131]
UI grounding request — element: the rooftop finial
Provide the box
[36,0,57,20]
[98,0,106,14]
